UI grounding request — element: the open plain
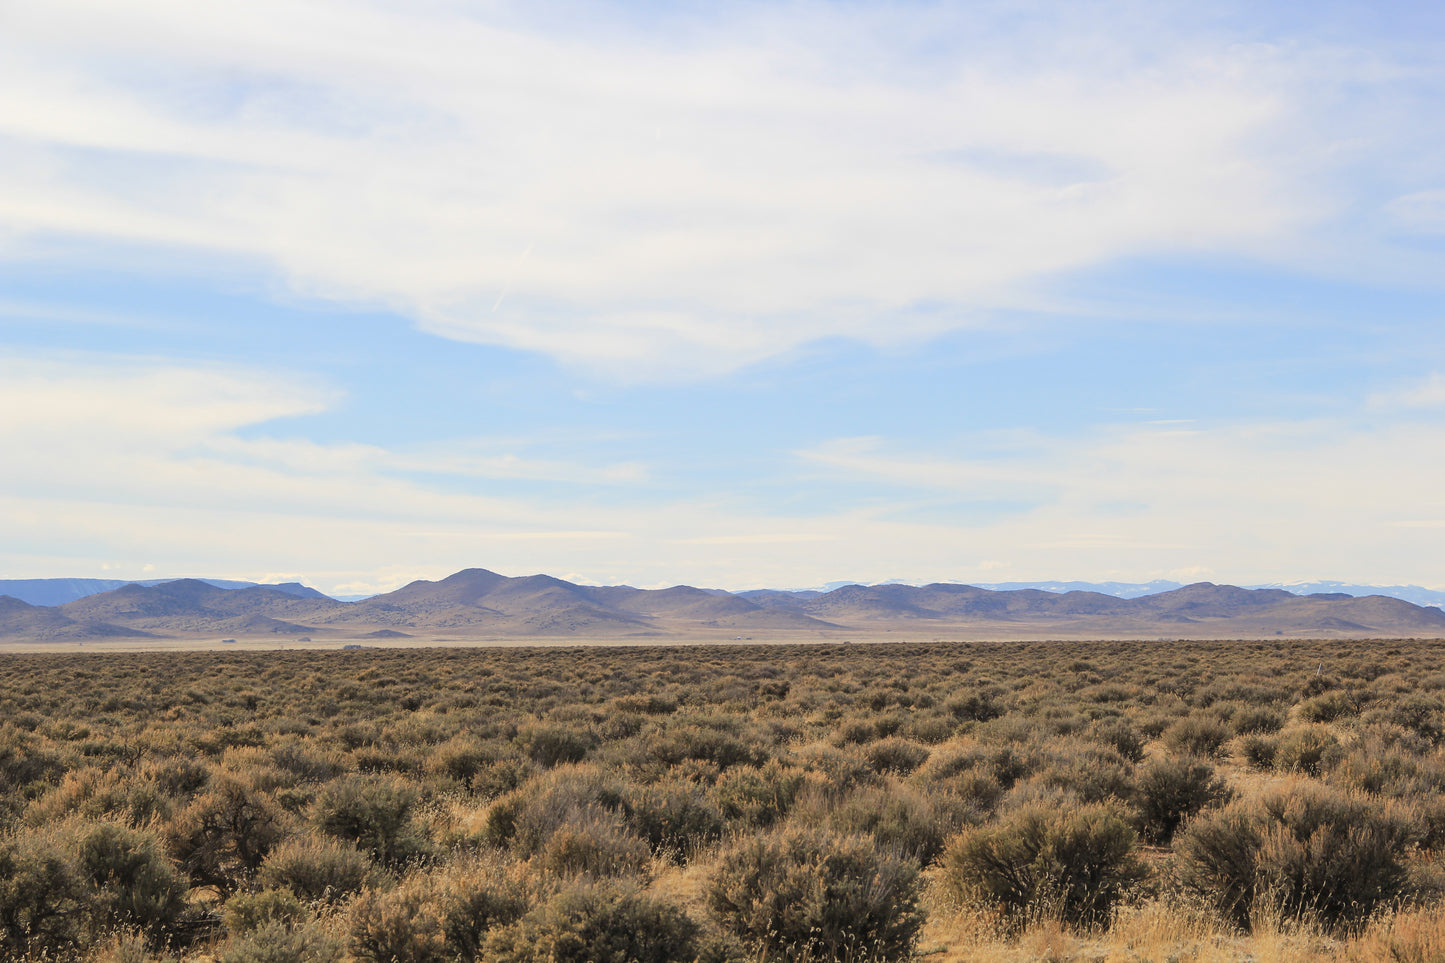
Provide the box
[5,637,1445,961]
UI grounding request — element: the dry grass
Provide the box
[921,898,1345,963]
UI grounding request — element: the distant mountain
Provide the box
[740,580,1445,638]
[969,579,1445,607]
[334,568,836,635]
[0,577,333,607]
[5,570,1445,644]
[1243,581,1445,608]
[973,579,1186,599]
[57,580,347,637]
[0,595,154,642]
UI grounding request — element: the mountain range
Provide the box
[0,577,332,607]
[3,568,1445,644]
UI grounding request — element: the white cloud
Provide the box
[793,418,1445,587]
[0,0,1410,376]
[1386,190,1445,234]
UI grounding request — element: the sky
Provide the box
[4,0,1445,596]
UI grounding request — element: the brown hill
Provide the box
[337,569,650,635]
[62,579,342,622]
[336,569,835,635]
[743,580,1445,638]
[0,595,153,642]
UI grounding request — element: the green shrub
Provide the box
[220,919,341,963]
[314,776,429,867]
[518,725,599,767]
[1238,733,1278,770]
[1272,726,1340,776]
[433,859,530,963]
[1039,746,1137,805]
[826,784,957,864]
[258,836,379,902]
[711,762,804,829]
[639,724,765,771]
[1175,783,1420,930]
[625,784,725,860]
[1298,691,1360,724]
[947,692,1005,723]
[75,821,188,939]
[1163,715,1233,759]
[1088,718,1146,764]
[349,884,448,963]
[1389,695,1445,743]
[939,802,1144,929]
[0,830,87,958]
[224,888,306,935]
[0,724,66,798]
[863,738,930,775]
[1133,758,1231,845]
[1232,705,1286,735]
[536,811,651,879]
[483,881,699,963]
[707,826,923,962]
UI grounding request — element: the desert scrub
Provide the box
[223,888,307,935]
[482,880,699,963]
[73,820,189,941]
[707,825,923,963]
[313,775,430,868]
[0,828,88,958]
[710,761,804,829]
[862,737,931,776]
[1231,704,1287,734]
[534,809,651,879]
[1298,690,1362,724]
[1175,782,1421,930]
[947,691,1006,723]
[167,776,285,894]
[349,881,449,963]
[431,857,530,963]
[1271,726,1341,776]
[1162,714,1234,759]
[517,724,599,768]
[220,918,341,963]
[939,802,1145,929]
[257,836,379,903]
[822,782,963,864]
[624,782,725,860]
[1087,717,1146,763]
[1132,757,1232,845]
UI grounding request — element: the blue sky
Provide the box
[4,0,1445,595]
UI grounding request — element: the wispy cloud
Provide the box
[2,1,1433,376]
[6,350,1445,591]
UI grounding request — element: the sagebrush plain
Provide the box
[5,638,1445,962]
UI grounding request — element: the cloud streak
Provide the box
[5,351,1445,593]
